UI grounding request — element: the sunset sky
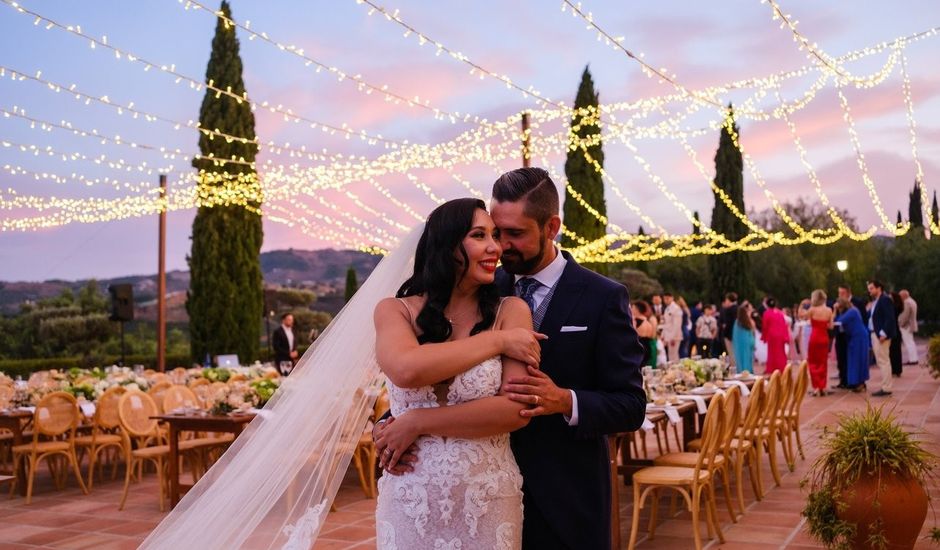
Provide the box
[1,0,938,281]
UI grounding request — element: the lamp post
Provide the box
[837,260,848,285]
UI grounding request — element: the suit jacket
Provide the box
[661,302,683,342]
[497,252,647,550]
[271,325,295,364]
[869,294,897,340]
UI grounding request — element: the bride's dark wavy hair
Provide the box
[396,198,499,344]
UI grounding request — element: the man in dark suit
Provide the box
[271,312,298,374]
[491,167,646,549]
[866,280,896,396]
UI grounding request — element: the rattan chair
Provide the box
[729,377,767,507]
[655,386,742,523]
[73,386,129,490]
[756,370,787,489]
[9,391,88,504]
[351,388,389,498]
[147,381,173,415]
[783,362,809,465]
[628,394,726,550]
[162,386,200,413]
[0,383,14,409]
[117,390,171,510]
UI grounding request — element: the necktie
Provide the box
[515,277,542,314]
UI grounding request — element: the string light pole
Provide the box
[156,174,167,372]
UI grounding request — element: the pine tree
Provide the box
[562,66,608,275]
[932,191,939,227]
[908,180,924,228]
[187,1,263,363]
[707,105,755,303]
[692,211,701,235]
[344,266,359,303]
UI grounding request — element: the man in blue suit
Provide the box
[867,279,897,397]
[491,167,647,549]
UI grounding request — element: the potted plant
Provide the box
[802,404,939,549]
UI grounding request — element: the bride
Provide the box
[140,198,543,549]
[373,197,538,548]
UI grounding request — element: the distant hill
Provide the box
[0,249,381,316]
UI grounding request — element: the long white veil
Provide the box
[140,227,422,549]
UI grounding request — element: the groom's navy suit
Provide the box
[496,251,647,550]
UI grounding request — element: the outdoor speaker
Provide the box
[108,284,135,322]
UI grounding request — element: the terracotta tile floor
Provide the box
[2,344,938,549]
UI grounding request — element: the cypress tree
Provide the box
[187,1,263,363]
[692,211,701,235]
[707,105,755,303]
[344,266,359,303]
[637,225,646,236]
[897,210,904,227]
[562,66,608,275]
[908,180,924,228]
[932,191,939,227]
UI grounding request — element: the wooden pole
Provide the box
[521,111,531,168]
[157,174,167,372]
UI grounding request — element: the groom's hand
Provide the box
[503,366,573,418]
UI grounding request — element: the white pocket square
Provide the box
[560,325,588,333]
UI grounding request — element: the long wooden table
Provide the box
[0,409,33,496]
[153,412,255,508]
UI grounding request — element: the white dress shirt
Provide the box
[513,249,581,426]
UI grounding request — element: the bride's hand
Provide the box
[375,412,421,471]
[499,328,547,367]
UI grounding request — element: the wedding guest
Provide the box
[796,298,812,361]
[761,297,790,374]
[834,285,866,389]
[889,291,904,377]
[677,296,693,358]
[867,280,897,397]
[632,301,656,368]
[806,290,833,396]
[661,293,684,362]
[695,304,719,358]
[650,294,664,323]
[689,301,703,356]
[719,292,739,361]
[732,302,756,373]
[898,289,919,364]
[272,312,298,374]
[835,298,870,392]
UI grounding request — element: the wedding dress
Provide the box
[375,356,523,549]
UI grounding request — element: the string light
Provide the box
[898,49,939,235]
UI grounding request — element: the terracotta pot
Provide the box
[838,470,928,550]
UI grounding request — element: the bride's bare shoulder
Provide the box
[374,295,426,319]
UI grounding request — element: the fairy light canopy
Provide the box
[0,0,938,280]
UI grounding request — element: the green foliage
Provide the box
[202,367,231,383]
[249,378,278,405]
[927,334,940,380]
[290,308,332,345]
[562,66,607,275]
[611,269,663,301]
[909,181,924,228]
[345,266,359,303]
[187,0,264,363]
[803,405,937,549]
[692,211,701,235]
[0,354,196,379]
[932,191,939,227]
[707,105,754,303]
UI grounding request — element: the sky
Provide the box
[0,0,938,281]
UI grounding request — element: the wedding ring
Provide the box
[534,395,541,406]
[383,448,392,457]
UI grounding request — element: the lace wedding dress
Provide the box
[375,354,524,549]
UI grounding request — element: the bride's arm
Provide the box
[376,298,533,467]
[374,297,542,388]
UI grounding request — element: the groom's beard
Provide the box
[500,237,546,275]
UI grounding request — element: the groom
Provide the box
[377,167,646,549]
[490,167,646,549]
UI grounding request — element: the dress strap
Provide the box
[492,297,509,329]
[396,297,418,330]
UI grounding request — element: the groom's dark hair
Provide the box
[492,167,559,225]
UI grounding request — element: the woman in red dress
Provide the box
[761,297,791,374]
[806,289,833,396]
